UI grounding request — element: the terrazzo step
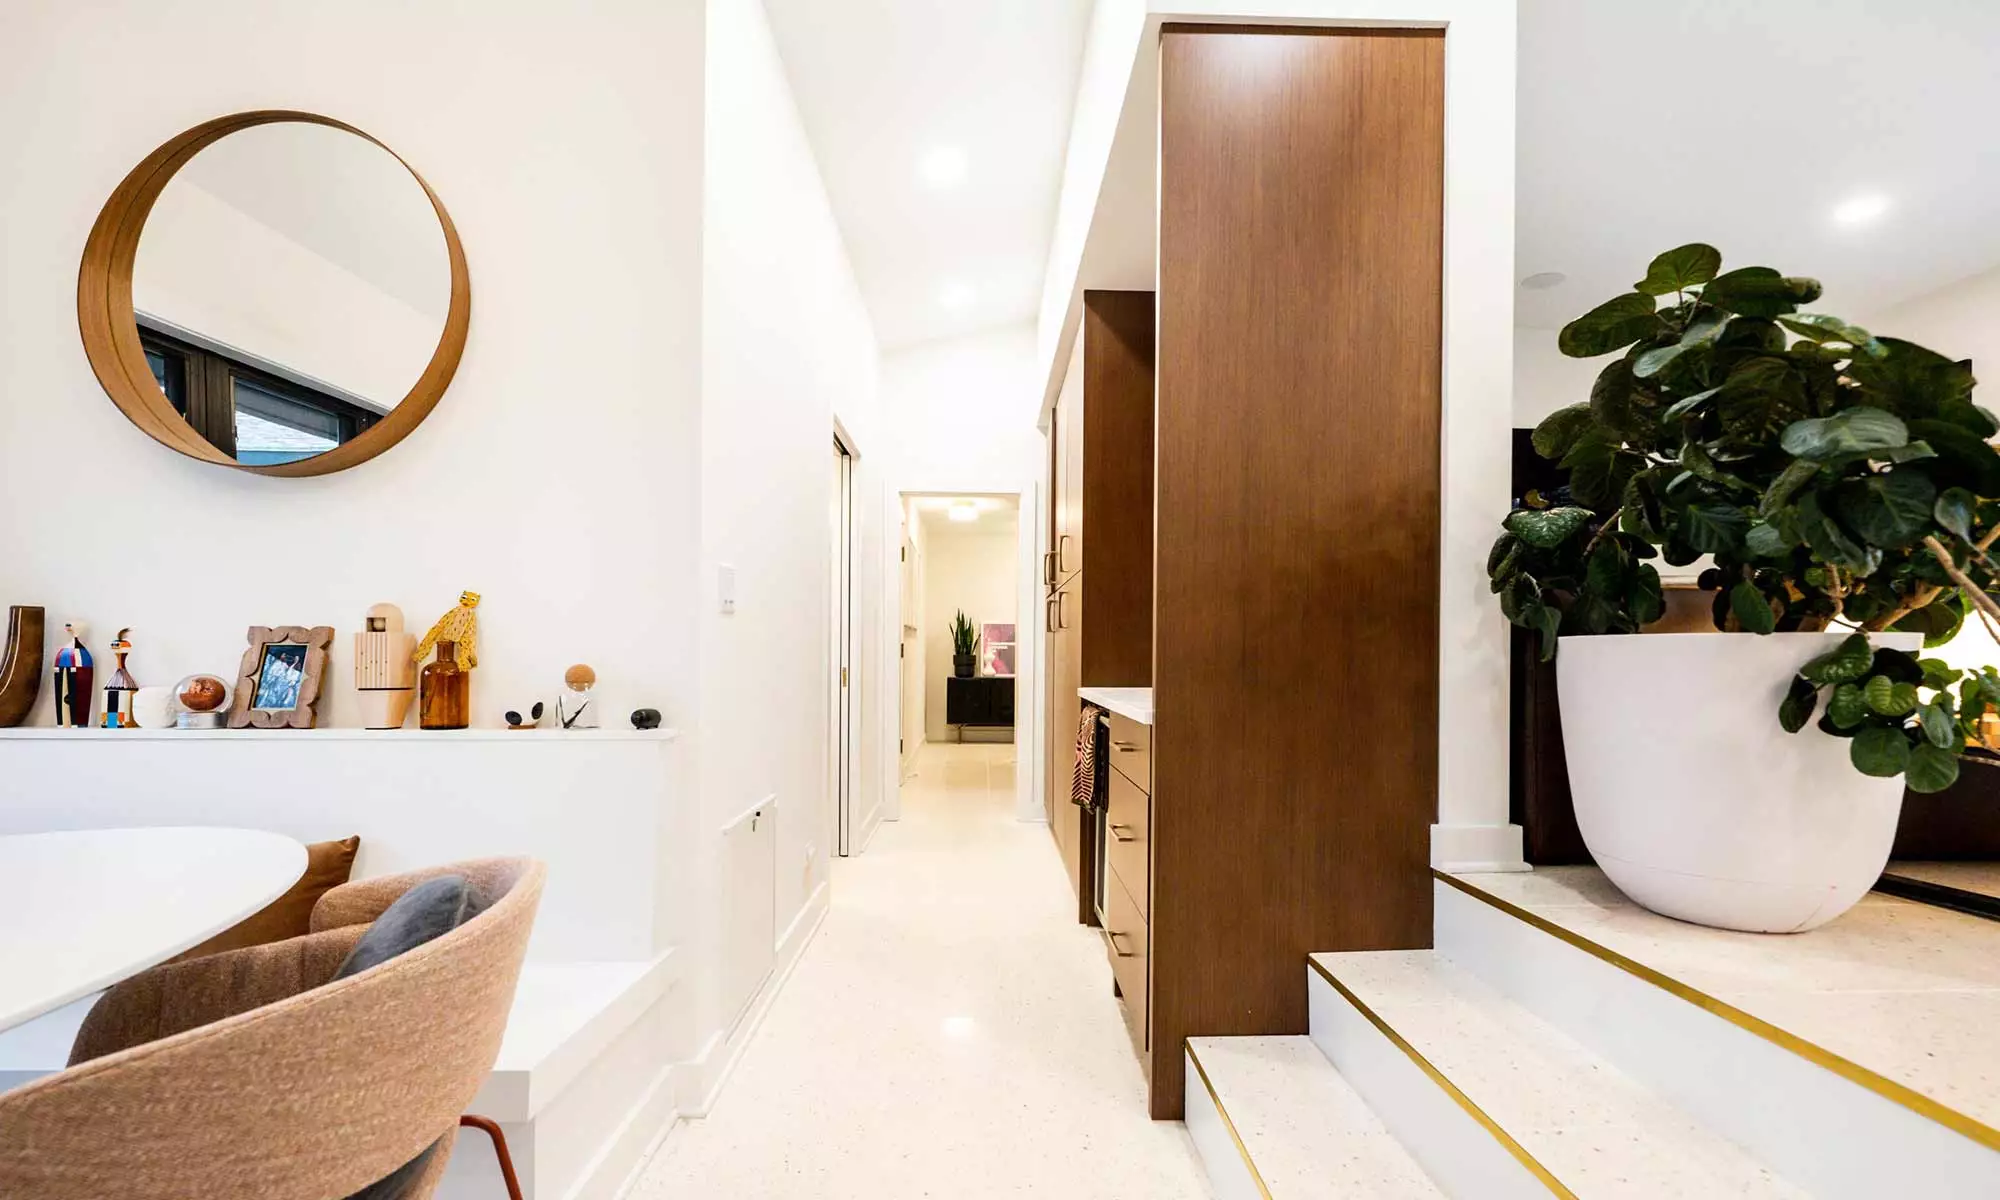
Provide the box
[1309,949,1804,1199]
[1435,869,2000,1199]
[1183,1035,1444,1200]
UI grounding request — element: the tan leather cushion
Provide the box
[172,836,360,962]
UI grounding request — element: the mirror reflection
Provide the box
[131,123,450,466]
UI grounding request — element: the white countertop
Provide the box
[1079,686,1152,725]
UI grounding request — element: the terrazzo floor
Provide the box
[630,741,1212,1199]
[1455,866,2000,1134]
[1886,860,2000,900]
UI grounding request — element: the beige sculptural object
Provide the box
[355,604,417,730]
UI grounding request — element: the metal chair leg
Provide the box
[459,1114,524,1200]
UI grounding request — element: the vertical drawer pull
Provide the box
[1106,929,1138,958]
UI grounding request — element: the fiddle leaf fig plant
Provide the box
[1491,243,2000,791]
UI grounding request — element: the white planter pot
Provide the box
[1557,631,1920,933]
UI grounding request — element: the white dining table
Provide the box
[0,827,307,1033]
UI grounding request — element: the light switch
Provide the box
[718,563,737,615]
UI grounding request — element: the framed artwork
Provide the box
[981,623,1017,677]
[229,625,334,729]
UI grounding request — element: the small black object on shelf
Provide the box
[631,708,662,730]
[504,701,545,731]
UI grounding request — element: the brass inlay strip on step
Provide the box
[1434,869,2000,1153]
[1183,1040,1275,1200]
[1308,957,1576,1198]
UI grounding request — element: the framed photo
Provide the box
[981,622,1016,677]
[229,625,334,729]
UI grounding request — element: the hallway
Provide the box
[632,742,1211,1198]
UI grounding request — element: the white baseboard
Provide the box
[674,879,830,1118]
[854,801,885,853]
[1429,822,1528,873]
[579,1060,678,1200]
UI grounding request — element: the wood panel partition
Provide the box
[1080,290,1156,689]
[1150,25,1444,1117]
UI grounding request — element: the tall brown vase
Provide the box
[420,639,469,731]
[0,606,44,728]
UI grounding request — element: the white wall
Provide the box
[920,514,1020,742]
[1042,0,1521,870]
[900,498,929,766]
[0,0,705,738]
[697,0,880,1064]
[1514,324,1602,429]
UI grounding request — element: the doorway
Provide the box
[897,494,1021,759]
[831,436,855,856]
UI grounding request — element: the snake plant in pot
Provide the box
[1494,242,2000,931]
[950,610,979,679]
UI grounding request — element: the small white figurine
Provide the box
[559,664,599,729]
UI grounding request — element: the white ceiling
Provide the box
[762,0,1093,351]
[1518,0,2000,329]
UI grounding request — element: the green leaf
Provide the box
[1891,596,1967,649]
[1870,648,1925,684]
[1864,674,1920,716]
[1678,441,1756,495]
[1530,603,1561,661]
[1906,419,2000,497]
[1703,267,1823,318]
[1779,676,1819,733]
[1504,505,1593,549]
[1938,399,2000,439]
[1920,701,1956,749]
[1531,403,1596,461]
[1635,312,1728,379]
[1848,337,1975,417]
[1802,633,1875,686]
[1760,458,1820,517]
[1559,293,1663,358]
[1834,470,1937,549]
[1780,407,1909,461]
[1920,657,1963,691]
[1562,439,1640,510]
[1661,386,1723,423]
[1935,487,1978,543]
[1777,313,1872,346]
[1487,532,1521,576]
[1730,580,1777,634]
[1795,491,1882,574]
[1850,726,1912,778]
[1681,503,1750,554]
[1827,682,1870,728]
[1628,566,1664,626]
[1744,520,1791,558]
[1905,742,1961,793]
[1589,357,1650,438]
[1634,243,1723,295]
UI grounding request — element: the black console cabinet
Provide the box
[945,675,1014,736]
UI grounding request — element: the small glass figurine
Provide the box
[175,674,230,729]
[559,664,599,729]
[101,628,140,729]
[53,621,94,729]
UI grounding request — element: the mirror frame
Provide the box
[77,110,471,477]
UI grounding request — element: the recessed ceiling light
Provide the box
[1520,271,1567,291]
[948,502,979,523]
[918,146,969,189]
[940,283,975,311]
[1832,194,1890,227]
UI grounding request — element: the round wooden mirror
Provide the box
[77,111,470,477]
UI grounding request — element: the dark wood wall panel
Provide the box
[1081,290,1157,688]
[1151,26,1444,1116]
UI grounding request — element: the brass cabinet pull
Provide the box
[1042,549,1058,586]
[1112,741,1139,751]
[1108,822,1138,843]
[1058,533,1072,573]
[1044,595,1058,633]
[1056,590,1070,630]
[1106,929,1138,958]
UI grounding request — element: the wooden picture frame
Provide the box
[229,626,335,729]
[76,110,471,477]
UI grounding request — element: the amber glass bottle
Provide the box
[420,639,470,730]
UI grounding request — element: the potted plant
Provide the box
[950,611,979,679]
[1493,243,2000,932]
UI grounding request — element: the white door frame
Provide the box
[883,485,1044,825]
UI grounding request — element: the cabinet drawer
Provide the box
[1106,767,1149,918]
[1103,869,1149,1056]
[1108,711,1150,792]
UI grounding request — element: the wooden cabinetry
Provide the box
[1141,25,1444,1119]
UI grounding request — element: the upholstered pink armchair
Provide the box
[0,857,544,1200]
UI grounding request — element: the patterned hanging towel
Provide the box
[1072,703,1108,811]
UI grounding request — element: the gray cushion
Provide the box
[333,875,487,981]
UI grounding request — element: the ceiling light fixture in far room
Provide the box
[948,501,979,523]
[939,282,976,311]
[1832,193,1891,228]
[918,145,969,190]
[1519,271,1567,290]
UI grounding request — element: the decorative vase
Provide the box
[953,653,975,679]
[558,664,599,730]
[420,639,469,730]
[1557,631,1922,933]
[53,621,94,728]
[0,605,43,728]
[355,603,417,730]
